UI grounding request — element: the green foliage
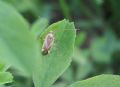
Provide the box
[109,0,120,20]
[68,75,120,87]
[0,62,9,72]
[31,18,49,38]
[52,82,67,87]
[0,0,120,87]
[0,62,13,86]
[0,1,40,75]
[0,72,13,85]
[75,32,87,47]
[91,30,120,63]
[59,0,71,19]
[74,51,93,80]
[33,19,76,87]
[0,1,76,87]
[2,0,39,17]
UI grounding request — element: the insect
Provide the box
[41,28,79,55]
[42,31,55,55]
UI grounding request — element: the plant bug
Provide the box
[41,28,79,55]
[42,31,54,55]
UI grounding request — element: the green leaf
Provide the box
[2,0,38,13]
[59,0,71,19]
[0,72,13,85]
[33,19,76,87]
[73,48,93,80]
[75,32,87,47]
[31,18,49,38]
[0,1,40,75]
[68,75,120,87]
[52,82,67,87]
[0,63,5,72]
[61,66,74,84]
[91,30,119,63]
[91,37,111,63]
[0,62,9,72]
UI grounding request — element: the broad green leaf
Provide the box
[0,72,13,85]
[0,1,40,75]
[68,75,120,87]
[31,18,49,38]
[33,19,76,87]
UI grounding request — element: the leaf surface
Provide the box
[0,1,40,75]
[68,75,120,87]
[33,19,76,87]
[0,72,13,85]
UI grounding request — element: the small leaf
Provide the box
[0,62,9,72]
[0,72,13,85]
[0,1,40,75]
[68,75,120,87]
[75,32,86,47]
[33,19,76,87]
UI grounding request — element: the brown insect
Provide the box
[42,31,54,55]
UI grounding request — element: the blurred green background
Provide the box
[1,0,120,87]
